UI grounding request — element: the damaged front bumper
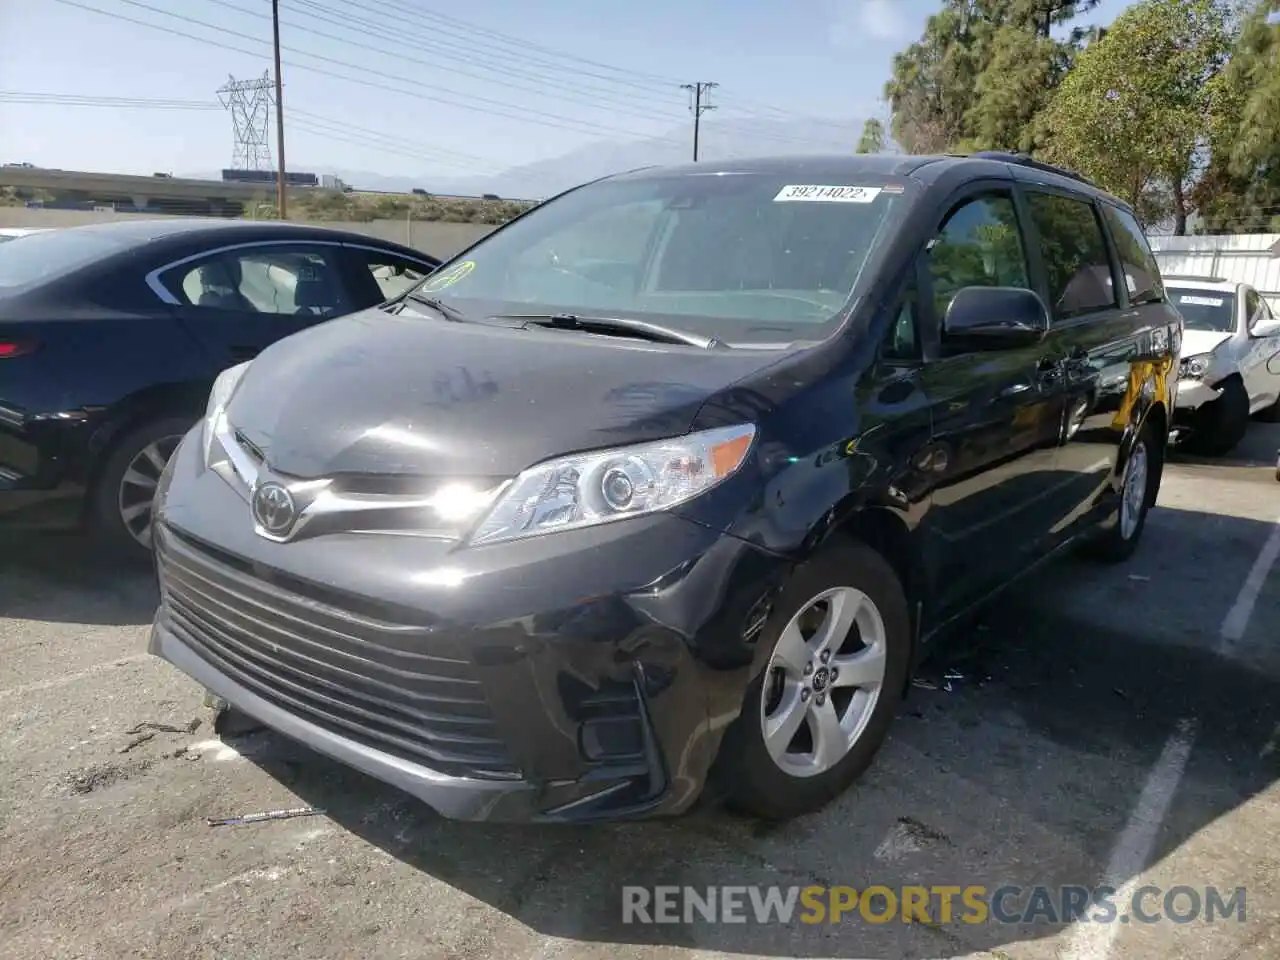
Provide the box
[147,433,790,823]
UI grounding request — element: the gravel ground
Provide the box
[2,423,1278,960]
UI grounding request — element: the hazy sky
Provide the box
[1,0,1131,182]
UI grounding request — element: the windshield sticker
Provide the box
[773,184,883,203]
[1179,295,1224,307]
[421,260,475,293]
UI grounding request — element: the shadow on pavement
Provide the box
[1,530,157,626]
[225,506,1280,958]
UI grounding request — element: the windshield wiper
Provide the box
[490,313,724,349]
[398,290,472,323]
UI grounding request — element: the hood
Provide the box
[1180,328,1233,358]
[227,308,785,479]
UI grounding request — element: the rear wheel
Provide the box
[88,416,193,559]
[713,541,911,821]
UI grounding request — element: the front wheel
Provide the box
[1184,377,1250,456]
[712,541,911,821]
[87,416,194,559]
[1082,419,1162,563]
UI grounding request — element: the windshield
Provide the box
[414,173,912,344]
[0,229,123,290]
[1168,287,1236,333]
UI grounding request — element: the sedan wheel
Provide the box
[760,586,887,778]
[116,434,184,548]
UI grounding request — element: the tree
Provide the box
[883,0,1102,154]
[856,118,886,154]
[1037,0,1231,233]
[1194,0,1280,232]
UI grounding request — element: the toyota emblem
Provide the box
[251,481,297,538]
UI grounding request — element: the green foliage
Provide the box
[856,118,886,154]
[883,0,1279,234]
[1037,0,1230,230]
[286,190,532,226]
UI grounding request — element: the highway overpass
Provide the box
[0,166,275,216]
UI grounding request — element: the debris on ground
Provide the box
[207,806,327,827]
[118,718,202,753]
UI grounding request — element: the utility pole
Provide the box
[680,81,718,162]
[271,0,288,219]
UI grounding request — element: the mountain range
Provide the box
[186,116,868,200]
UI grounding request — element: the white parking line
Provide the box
[1219,514,1280,647]
[1059,718,1197,960]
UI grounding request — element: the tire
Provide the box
[1185,377,1250,456]
[1082,418,1162,563]
[87,415,195,560]
[1257,393,1280,423]
[712,540,911,821]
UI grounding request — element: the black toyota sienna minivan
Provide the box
[149,153,1182,823]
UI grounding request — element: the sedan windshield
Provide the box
[1168,287,1236,333]
[415,173,912,344]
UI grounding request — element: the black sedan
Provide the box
[0,218,439,555]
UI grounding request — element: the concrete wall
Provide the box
[0,207,498,259]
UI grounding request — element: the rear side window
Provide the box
[162,245,352,317]
[1026,192,1117,321]
[347,249,434,300]
[1100,205,1163,305]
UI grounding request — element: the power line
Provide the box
[359,0,681,90]
[53,0,664,139]
[0,92,221,110]
[197,0,686,126]
[1,90,519,174]
[681,82,717,162]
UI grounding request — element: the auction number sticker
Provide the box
[774,184,882,203]
[1179,295,1224,307]
[422,260,476,293]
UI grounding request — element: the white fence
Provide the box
[1149,234,1280,311]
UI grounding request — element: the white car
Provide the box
[1167,275,1280,455]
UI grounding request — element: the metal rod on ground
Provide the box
[272,0,288,220]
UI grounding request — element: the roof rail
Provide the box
[969,151,1099,188]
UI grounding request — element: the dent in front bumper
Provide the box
[148,433,792,823]
[1173,377,1222,410]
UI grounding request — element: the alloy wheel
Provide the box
[116,435,183,548]
[759,586,887,779]
[1119,440,1149,541]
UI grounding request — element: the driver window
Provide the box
[167,245,348,317]
[928,193,1030,321]
[881,271,920,362]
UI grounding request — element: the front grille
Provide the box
[155,525,518,778]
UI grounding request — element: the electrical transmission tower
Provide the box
[680,81,718,162]
[217,72,275,170]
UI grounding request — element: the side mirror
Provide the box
[942,286,1050,351]
[1250,318,1280,339]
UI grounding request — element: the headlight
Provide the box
[1179,354,1210,379]
[202,361,251,466]
[468,423,756,546]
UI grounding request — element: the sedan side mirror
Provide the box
[1250,318,1280,339]
[942,286,1050,352]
